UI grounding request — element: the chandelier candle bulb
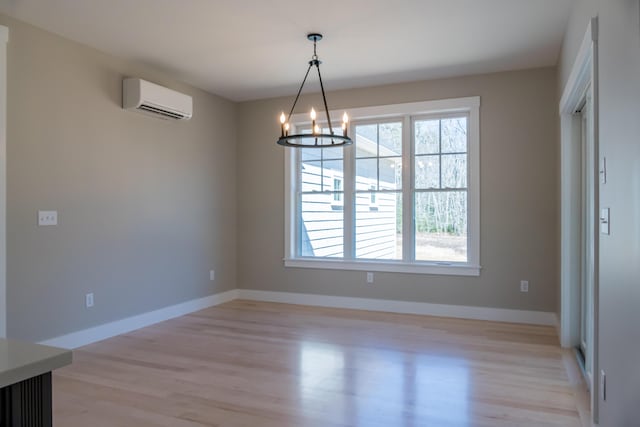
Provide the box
[342,112,349,136]
[279,112,286,137]
[310,108,317,134]
[284,122,290,136]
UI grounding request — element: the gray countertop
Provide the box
[0,338,72,388]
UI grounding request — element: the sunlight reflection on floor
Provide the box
[299,341,469,426]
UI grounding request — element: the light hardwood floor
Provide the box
[53,300,589,426]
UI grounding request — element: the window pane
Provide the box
[300,193,344,258]
[323,160,343,194]
[300,160,323,192]
[323,159,344,179]
[441,154,467,188]
[300,156,344,193]
[414,191,467,262]
[380,157,402,190]
[356,192,402,260]
[301,147,322,161]
[415,155,439,189]
[414,120,439,154]
[379,122,402,156]
[356,158,378,191]
[322,144,344,161]
[441,117,467,153]
[356,124,378,158]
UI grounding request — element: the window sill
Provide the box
[284,258,481,276]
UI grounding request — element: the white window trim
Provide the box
[284,96,481,276]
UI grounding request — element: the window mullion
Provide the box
[438,119,442,188]
[294,148,302,258]
[376,124,380,190]
[403,115,413,262]
[320,147,325,192]
[344,127,355,259]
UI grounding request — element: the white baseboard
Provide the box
[39,289,239,349]
[237,289,557,326]
[38,288,555,349]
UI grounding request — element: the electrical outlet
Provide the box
[209,270,215,281]
[520,280,529,293]
[366,272,374,283]
[85,293,94,308]
[38,210,58,226]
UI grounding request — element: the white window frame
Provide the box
[284,97,480,276]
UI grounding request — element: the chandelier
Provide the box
[277,33,352,148]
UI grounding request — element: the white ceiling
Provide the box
[0,0,574,101]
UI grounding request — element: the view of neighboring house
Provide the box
[300,117,468,262]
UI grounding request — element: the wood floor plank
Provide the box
[53,300,587,426]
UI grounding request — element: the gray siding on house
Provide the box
[299,162,399,259]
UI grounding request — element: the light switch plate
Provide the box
[600,208,610,235]
[38,210,58,226]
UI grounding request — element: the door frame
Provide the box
[0,25,7,338]
[559,17,599,422]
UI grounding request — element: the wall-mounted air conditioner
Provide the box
[123,78,192,120]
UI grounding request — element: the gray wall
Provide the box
[2,11,565,344]
[237,68,559,313]
[559,1,640,424]
[1,14,237,342]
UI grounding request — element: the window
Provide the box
[333,178,343,202]
[299,142,344,258]
[355,121,402,260]
[413,116,468,263]
[285,97,480,276]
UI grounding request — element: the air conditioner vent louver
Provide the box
[138,104,186,119]
[123,78,192,121]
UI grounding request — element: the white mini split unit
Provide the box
[123,78,193,120]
